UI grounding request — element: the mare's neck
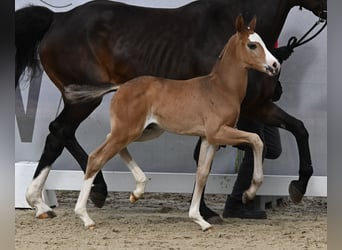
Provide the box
[207,0,294,48]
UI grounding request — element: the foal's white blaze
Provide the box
[248,32,280,74]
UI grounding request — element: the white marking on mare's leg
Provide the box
[25,167,55,218]
[119,148,148,203]
[75,175,97,229]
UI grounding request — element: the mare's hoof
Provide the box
[90,190,107,208]
[200,204,222,224]
[288,180,304,204]
[37,210,56,219]
[206,215,223,225]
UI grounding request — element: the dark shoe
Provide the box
[222,199,267,219]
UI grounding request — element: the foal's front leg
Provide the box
[208,125,264,202]
[189,138,218,231]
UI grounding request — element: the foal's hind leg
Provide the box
[120,126,164,202]
[75,133,135,229]
[119,148,148,203]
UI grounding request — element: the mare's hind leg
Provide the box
[57,101,109,208]
[26,100,107,218]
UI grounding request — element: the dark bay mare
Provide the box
[15,0,327,220]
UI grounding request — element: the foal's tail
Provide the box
[15,6,54,88]
[64,84,120,104]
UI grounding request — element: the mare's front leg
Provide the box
[253,102,313,203]
[189,138,218,231]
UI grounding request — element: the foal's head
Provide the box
[230,15,280,77]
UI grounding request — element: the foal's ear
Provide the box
[248,16,257,32]
[235,15,245,33]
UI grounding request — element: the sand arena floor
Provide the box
[15,191,327,250]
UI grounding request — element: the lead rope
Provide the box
[286,17,327,50]
[274,16,326,63]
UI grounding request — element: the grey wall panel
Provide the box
[15,1,326,176]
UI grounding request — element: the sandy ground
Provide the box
[15,191,327,250]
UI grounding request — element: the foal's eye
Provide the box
[247,43,257,50]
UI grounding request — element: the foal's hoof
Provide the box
[37,210,56,219]
[90,188,107,208]
[85,224,96,230]
[129,193,138,203]
[242,191,253,204]
[202,225,213,232]
[288,180,304,204]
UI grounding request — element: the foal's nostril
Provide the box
[272,62,278,68]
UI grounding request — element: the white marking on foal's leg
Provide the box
[189,139,217,231]
[242,133,264,203]
[119,148,148,203]
[75,175,97,229]
[25,167,56,218]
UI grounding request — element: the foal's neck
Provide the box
[210,40,248,102]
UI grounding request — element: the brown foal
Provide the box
[71,16,280,231]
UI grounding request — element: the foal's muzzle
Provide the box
[265,62,280,76]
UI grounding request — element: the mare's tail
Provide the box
[64,84,120,104]
[15,6,54,88]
